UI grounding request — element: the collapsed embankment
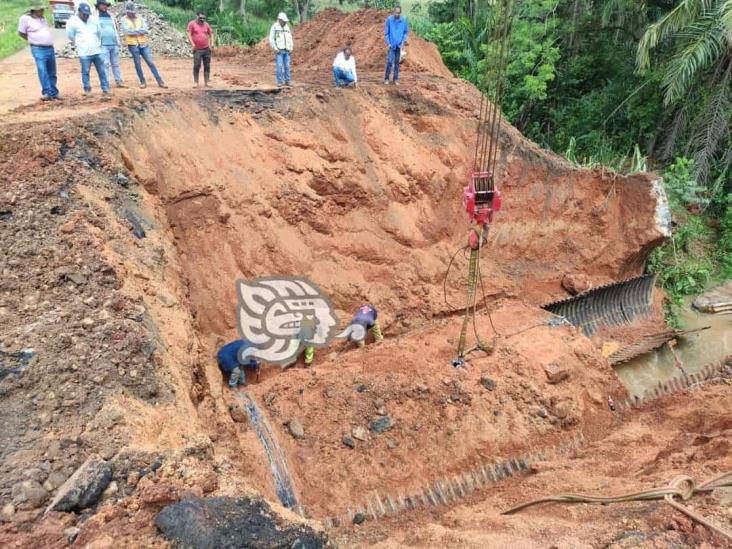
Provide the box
[0,9,704,545]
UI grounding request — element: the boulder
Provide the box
[45,455,112,513]
[288,419,305,440]
[561,273,592,295]
[12,480,48,508]
[155,496,328,548]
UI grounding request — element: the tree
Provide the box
[637,0,732,182]
[291,0,311,21]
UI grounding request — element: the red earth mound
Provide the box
[248,9,453,78]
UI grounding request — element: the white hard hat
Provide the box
[277,11,288,22]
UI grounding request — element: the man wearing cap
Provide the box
[268,12,293,87]
[96,0,125,88]
[121,1,167,89]
[18,1,61,101]
[187,10,213,87]
[66,3,110,96]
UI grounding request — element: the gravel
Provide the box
[57,3,193,59]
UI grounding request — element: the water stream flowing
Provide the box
[614,299,731,397]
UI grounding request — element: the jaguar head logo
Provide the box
[236,277,340,366]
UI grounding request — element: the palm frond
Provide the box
[637,0,711,69]
[661,18,725,104]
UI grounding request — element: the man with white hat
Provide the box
[268,11,293,87]
[17,0,61,101]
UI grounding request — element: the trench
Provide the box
[108,90,677,519]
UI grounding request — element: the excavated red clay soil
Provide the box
[0,8,729,549]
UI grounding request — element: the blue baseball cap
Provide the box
[78,3,91,14]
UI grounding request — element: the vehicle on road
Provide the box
[51,0,74,28]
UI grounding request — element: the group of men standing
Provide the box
[17,0,217,100]
[19,2,409,100]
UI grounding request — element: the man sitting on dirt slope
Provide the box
[383,5,408,85]
[332,46,357,88]
[269,12,293,87]
[217,339,260,388]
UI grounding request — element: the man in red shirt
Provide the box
[187,11,213,87]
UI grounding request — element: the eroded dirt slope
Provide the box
[2,8,722,548]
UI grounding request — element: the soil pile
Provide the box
[57,2,192,59]
[250,9,452,78]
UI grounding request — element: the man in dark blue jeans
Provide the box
[121,2,167,89]
[383,5,409,85]
[17,3,60,101]
[217,340,260,388]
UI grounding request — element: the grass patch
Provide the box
[0,0,34,60]
[142,0,193,33]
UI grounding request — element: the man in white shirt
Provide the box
[332,46,357,88]
[66,3,110,95]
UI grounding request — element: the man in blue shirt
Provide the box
[217,340,260,388]
[345,304,384,348]
[96,0,125,88]
[383,6,408,85]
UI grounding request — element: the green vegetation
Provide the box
[647,158,729,326]
[0,0,34,60]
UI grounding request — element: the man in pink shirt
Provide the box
[187,11,213,87]
[18,1,61,101]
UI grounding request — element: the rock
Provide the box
[553,401,572,420]
[562,273,591,295]
[386,439,397,450]
[288,419,305,439]
[115,172,129,187]
[84,535,115,549]
[140,484,180,505]
[342,435,355,449]
[228,404,248,424]
[63,527,80,542]
[157,292,177,308]
[376,407,387,416]
[155,497,328,547]
[81,317,95,329]
[1,503,15,519]
[101,481,118,501]
[59,219,76,234]
[46,455,112,513]
[543,363,570,384]
[352,512,366,525]
[356,384,367,393]
[127,471,140,487]
[537,407,548,418]
[66,273,87,285]
[23,468,47,483]
[370,415,393,434]
[692,280,732,313]
[43,471,67,492]
[12,480,48,508]
[352,426,368,441]
[480,376,496,391]
[373,398,385,408]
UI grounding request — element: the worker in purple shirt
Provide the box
[217,340,260,388]
[18,1,61,101]
[383,5,408,85]
[346,304,384,348]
